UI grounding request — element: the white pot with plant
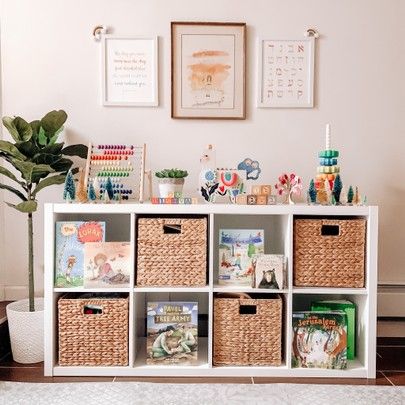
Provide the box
[155,168,188,198]
[0,110,87,363]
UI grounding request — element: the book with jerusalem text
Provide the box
[147,302,198,366]
[292,311,347,369]
[55,221,105,288]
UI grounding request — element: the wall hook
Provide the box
[304,28,319,38]
[93,25,107,41]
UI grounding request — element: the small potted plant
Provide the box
[0,110,87,363]
[155,168,188,198]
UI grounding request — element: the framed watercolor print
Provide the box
[257,38,315,108]
[171,22,246,119]
[102,36,158,106]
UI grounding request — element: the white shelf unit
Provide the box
[44,203,378,378]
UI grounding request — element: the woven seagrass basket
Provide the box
[213,294,282,366]
[294,218,366,288]
[136,217,207,287]
[58,295,129,366]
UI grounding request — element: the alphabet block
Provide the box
[260,185,272,195]
[251,185,262,195]
[247,195,257,205]
[191,197,198,204]
[256,195,268,205]
[267,195,276,205]
[236,194,248,205]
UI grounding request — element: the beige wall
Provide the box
[0,0,404,296]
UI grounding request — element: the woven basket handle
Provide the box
[320,222,341,237]
[216,292,251,299]
[83,303,104,316]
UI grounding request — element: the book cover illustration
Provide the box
[84,242,131,288]
[292,311,347,369]
[219,229,264,286]
[311,300,356,360]
[147,302,198,366]
[254,254,285,289]
[55,221,105,288]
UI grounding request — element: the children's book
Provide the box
[311,300,356,360]
[219,229,264,286]
[84,242,131,288]
[55,221,105,288]
[292,311,348,369]
[253,254,285,289]
[147,302,198,366]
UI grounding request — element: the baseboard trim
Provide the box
[378,285,405,317]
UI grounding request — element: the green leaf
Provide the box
[51,158,73,173]
[41,142,64,155]
[2,117,20,142]
[40,110,67,137]
[38,127,47,146]
[11,160,53,184]
[31,164,55,184]
[32,174,66,197]
[32,153,62,165]
[62,144,88,159]
[0,183,27,201]
[15,140,40,158]
[6,200,37,213]
[13,117,33,142]
[0,140,27,160]
[0,166,22,184]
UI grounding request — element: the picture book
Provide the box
[55,221,105,288]
[219,229,264,286]
[253,254,285,289]
[292,311,348,369]
[84,242,131,288]
[311,300,356,360]
[147,302,198,366]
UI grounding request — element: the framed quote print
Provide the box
[171,22,246,119]
[102,36,158,106]
[257,38,315,108]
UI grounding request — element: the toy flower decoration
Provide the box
[275,173,303,204]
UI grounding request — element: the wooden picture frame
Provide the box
[171,22,246,119]
[102,36,158,106]
[257,38,315,108]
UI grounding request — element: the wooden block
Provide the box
[151,197,158,204]
[260,185,271,195]
[164,198,172,204]
[236,194,248,205]
[251,185,262,195]
[191,197,198,204]
[178,198,185,204]
[267,195,276,205]
[184,198,192,204]
[170,198,177,204]
[247,195,257,205]
[159,198,165,204]
[174,191,182,198]
[256,194,268,205]
[167,191,175,198]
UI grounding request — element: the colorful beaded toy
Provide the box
[84,143,146,202]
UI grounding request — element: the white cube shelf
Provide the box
[44,203,378,378]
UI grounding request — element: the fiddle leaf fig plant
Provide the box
[0,110,88,311]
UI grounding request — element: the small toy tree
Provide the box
[333,174,343,204]
[347,185,354,204]
[105,177,114,200]
[308,179,317,204]
[92,177,100,200]
[76,168,87,203]
[87,182,96,202]
[63,169,76,202]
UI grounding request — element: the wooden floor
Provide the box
[0,337,404,385]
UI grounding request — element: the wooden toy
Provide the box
[236,194,248,205]
[267,195,277,205]
[260,185,271,195]
[274,173,302,204]
[84,142,149,202]
[237,158,262,180]
[151,196,198,204]
[251,185,262,195]
[256,195,268,205]
[76,168,88,203]
[247,195,257,205]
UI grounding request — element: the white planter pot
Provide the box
[158,178,185,198]
[6,298,44,364]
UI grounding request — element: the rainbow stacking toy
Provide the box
[315,124,339,202]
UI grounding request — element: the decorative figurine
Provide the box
[87,181,97,202]
[308,179,317,204]
[333,174,343,205]
[274,173,302,204]
[347,185,354,204]
[63,169,76,203]
[237,158,262,180]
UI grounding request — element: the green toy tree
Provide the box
[87,182,96,202]
[105,177,114,200]
[347,185,354,204]
[333,174,343,204]
[63,169,75,202]
[308,179,317,204]
[0,110,87,311]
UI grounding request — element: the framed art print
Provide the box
[171,22,246,119]
[257,38,315,108]
[102,36,158,106]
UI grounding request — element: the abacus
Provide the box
[84,142,146,202]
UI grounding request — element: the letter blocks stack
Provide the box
[235,185,275,205]
[151,191,198,204]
